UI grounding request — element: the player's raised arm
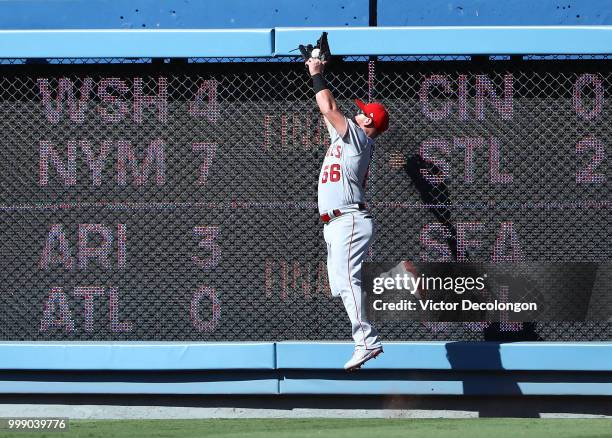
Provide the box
[306,57,348,138]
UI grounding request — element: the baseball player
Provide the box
[306,56,389,370]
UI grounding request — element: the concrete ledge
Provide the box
[0,342,276,370]
[276,342,612,371]
[0,394,611,418]
[275,26,612,55]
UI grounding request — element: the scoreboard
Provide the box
[0,59,610,340]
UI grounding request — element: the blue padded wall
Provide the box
[378,0,611,26]
[0,0,368,29]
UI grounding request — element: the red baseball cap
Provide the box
[355,99,389,133]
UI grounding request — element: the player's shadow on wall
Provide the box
[405,155,542,416]
[404,154,459,260]
[404,154,542,340]
[444,341,540,417]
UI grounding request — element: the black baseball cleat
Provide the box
[344,347,383,371]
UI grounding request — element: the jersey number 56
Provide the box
[321,164,341,183]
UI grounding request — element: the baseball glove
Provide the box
[298,32,331,62]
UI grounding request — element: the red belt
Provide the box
[320,203,367,224]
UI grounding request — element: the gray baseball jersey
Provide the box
[318,117,381,352]
[317,118,374,215]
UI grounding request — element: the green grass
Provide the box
[2,419,612,438]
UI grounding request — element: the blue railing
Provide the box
[0,26,610,58]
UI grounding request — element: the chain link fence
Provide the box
[0,55,610,341]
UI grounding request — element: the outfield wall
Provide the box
[1,342,612,396]
[0,26,611,397]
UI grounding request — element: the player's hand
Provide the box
[306,57,327,76]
